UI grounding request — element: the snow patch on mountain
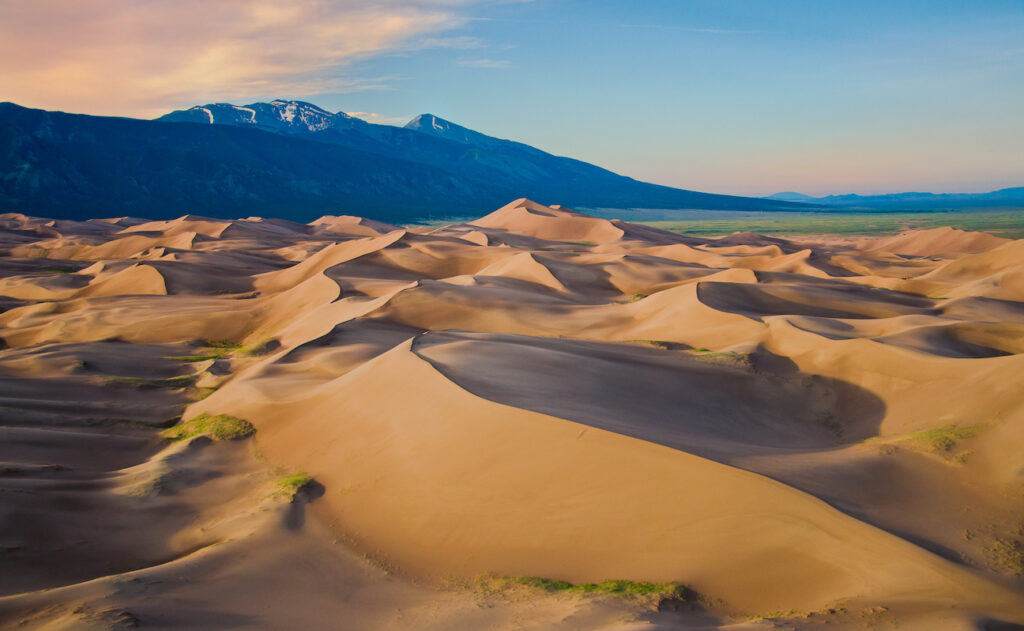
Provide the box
[158,100,360,135]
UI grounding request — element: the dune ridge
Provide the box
[0,199,1022,629]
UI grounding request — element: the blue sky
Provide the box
[3,0,1022,196]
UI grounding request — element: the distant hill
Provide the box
[766,191,819,203]
[766,188,1024,210]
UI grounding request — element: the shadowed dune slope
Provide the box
[187,338,1018,615]
[0,200,1023,629]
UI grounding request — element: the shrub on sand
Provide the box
[162,413,255,441]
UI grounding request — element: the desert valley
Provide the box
[0,198,1022,629]
[3,1,1024,628]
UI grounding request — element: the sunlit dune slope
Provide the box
[1,199,1023,628]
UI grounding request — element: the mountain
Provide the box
[157,100,809,214]
[406,113,530,150]
[0,100,806,222]
[766,188,1024,210]
[160,100,361,135]
[0,102,494,221]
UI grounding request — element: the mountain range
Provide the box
[0,100,804,222]
[767,188,1024,210]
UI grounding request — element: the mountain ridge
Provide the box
[0,100,808,222]
[156,99,800,213]
[160,100,359,135]
[0,101,492,221]
[767,188,1024,210]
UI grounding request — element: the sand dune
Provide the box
[472,198,627,243]
[1,201,1022,629]
[185,338,1017,615]
[865,226,1010,257]
[310,214,402,237]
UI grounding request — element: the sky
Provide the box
[1,0,1022,196]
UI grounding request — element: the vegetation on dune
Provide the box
[631,339,715,352]
[908,424,980,452]
[162,413,255,441]
[166,339,273,363]
[203,340,246,352]
[984,537,1024,576]
[685,349,753,369]
[566,240,597,247]
[166,354,222,363]
[631,339,674,349]
[628,341,746,357]
[191,386,219,401]
[745,604,870,623]
[627,293,647,302]
[276,472,314,492]
[747,609,803,621]
[107,374,197,389]
[486,576,688,601]
[244,340,275,355]
[865,423,982,458]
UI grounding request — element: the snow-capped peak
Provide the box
[269,99,332,115]
[158,100,359,134]
[406,113,451,131]
[404,113,487,147]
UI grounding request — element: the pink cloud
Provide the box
[0,0,479,117]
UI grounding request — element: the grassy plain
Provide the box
[620,208,1024,238]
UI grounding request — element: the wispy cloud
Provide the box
[0,0,488,117]
[348,111,412,125]
[457,58,511,68]
[416,35,485,49]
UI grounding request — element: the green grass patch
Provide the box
[627,293,647,302]
[907,424,980,451]
[631,339,673,349]
[196,340,242,358]
[107,374,196,389]
[166,354,221,362]
[239,340,273,355]
[204,339,273,356]
[747,609,802,621]
[161,413,255,441]
[203,340,244,350]
[45,267,76,274]
[685,350,753,369]
[168,339,273,363]
[566,240,597,246]
[629,340,691,351]
[499,576,687,600]
[276,472,314,491]
[632,208,1024,239]
[191,386,218,401]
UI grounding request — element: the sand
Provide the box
[0,198,1022,630]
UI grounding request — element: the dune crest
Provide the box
[1,200,1022,629]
